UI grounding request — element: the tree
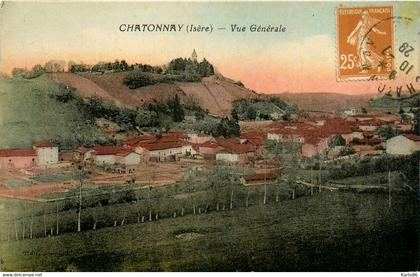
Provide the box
[214,117,240,137]
[413,109,420,134]
[168,94,185,122]
[135,108,158,127]
[44,60,66,73]
[11,68,28,78]
[198,59,215,77]
[339,146,356,156]
[123,71,158,89]
[227,118,240,137]
[264,141,300,194]
[375,124,401,140]
[26,64,45,79]
[328,135,346,148]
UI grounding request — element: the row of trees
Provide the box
[167,57,215,78]
[123,58,215,89]
[11,60,68,78]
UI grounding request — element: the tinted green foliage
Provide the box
[167,57,214,77]
[326,152,419,185]
[232,97,298,121]
[11,64,45,79]
[0,75,109,149]
[123,71,182,89]
[90,60,130,73]
[328,135,346,148]
[368,93,420,109]
[375,124,401,140]
[339,146,356,156]
[69,63,90,73]
[167,94,185,122]
[212,117,240,137]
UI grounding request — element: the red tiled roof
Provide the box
[93,145,134,155]
[138,142,183,151]
[216,138,256,154]
[242,172,277,182]
[33,140,55,147]
[199,141,220,148]
[404,134,420,142]
[0,149,37,157]
[268,118,358,146]
[240,132,266,146]
[77,146,91,154]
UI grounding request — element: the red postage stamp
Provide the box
[336,6,394,81]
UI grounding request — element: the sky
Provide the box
[0,1,419,94]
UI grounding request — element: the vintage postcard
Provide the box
[0,1,419,273]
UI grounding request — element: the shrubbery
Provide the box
[232,97,298,121]
[11,64,45,79]
[123,72,183,89]
[327,152,419,185]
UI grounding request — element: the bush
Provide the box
[339,146,355,156]
[123,71,161,89]
[231,98,297,121]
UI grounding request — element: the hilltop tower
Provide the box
[191,49,198,62]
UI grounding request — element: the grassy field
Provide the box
[0,75,107,149]
[0,191,418,272]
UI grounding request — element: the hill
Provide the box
[51,72,259,117]
[273,92,374,113]
[368,93,420,110]
[0,75,109,149]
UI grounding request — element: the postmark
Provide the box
[336,6,394,81]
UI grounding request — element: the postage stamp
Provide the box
[336,6,394,81]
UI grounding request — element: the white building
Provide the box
[386,134,420,155]
[267,132,304,143]
[95,154,116,165]
[216,152,240,163]
[144,142,184,162]
[33,140,59,166]
[185,133,214,144]
[117,152,141,166]
[92,145,141,165]
[343,107,356,116]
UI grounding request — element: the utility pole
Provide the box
[318,156,322,193]
[77,167,83,232]
[310,166,314,195]
[56,201,59,235]
[388,169,392,208]
[264,161,267,205]
[148,186,152,221]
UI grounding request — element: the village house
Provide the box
[185,133,215,144]
[138,142,184,162]
[266,118,359,158]
[0,140,59,170]
[215,138,256,164]
[386,134,420,155]
[240,172,278,186]
[33,140,59,167]
[59,150,74,162]
[301,137,329,158]
[74,146,94,162]
[92,145,141,165]
[0,149,37,170]
[126,131,198,162]
[342,107,356,117]
[267,132,305,144]
[197,141,223,160]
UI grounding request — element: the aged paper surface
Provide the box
[0,1,419,272]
